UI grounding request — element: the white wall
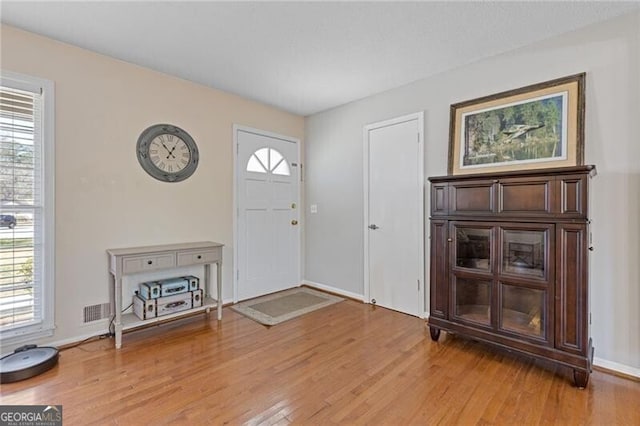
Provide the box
[304,12,640,375]
[0,25,304,351]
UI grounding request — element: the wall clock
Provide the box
[136,124,199,182]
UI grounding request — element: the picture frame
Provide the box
[448,73,585,175]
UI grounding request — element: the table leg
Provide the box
[217,261,222,320]
[114,275,123,349]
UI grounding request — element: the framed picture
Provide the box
[448,73,585,175]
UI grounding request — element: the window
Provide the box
[0,71,54,343]
[246,147,290,176]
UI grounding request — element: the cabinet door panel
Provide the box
[559,174,588,217]
[555,224,587,354]
[431,183,449,216]
[449,180,495,215]
[430,220,448,318]
[497,177,554,215]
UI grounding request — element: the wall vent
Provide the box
[83,303,112,323]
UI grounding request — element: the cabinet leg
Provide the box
[573,369,589,389]
[429,326,441,342]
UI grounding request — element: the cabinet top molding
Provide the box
[429,165,596,183]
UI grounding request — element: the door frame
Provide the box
[362,112,425,315]
[232,124,302,303]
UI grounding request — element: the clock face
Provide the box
[149,134,191,174]
[137,124,199,182]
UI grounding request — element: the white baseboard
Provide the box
[43,330,109,352]
[594,357,640,379]
[302,280,364,302]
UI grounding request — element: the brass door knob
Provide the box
[291,220,298,225]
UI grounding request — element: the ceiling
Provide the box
[1,1,639,116]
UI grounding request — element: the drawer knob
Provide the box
[147,260,153,265]
[447,238,453,242]
[197,255,202,259]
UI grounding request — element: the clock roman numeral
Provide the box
[182,152,190,158]
[167,134,174,142]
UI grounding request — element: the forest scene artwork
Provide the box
[449,74,585,175]
[461,93,566,168]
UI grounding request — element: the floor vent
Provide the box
[83,303,112,323]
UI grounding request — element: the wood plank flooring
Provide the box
[1,298,639,425]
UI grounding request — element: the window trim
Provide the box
[245,147,291,176]
[0,70,55,344]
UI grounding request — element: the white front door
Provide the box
[364,112,424,317]
[235,127,300,301]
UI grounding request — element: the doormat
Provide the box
[231,287,344,326]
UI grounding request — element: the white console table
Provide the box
[107,241,223,348]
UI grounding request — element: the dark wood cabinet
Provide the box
[427,166,596,388]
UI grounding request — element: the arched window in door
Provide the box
[246,147,291,176]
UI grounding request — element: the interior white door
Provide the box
[236,128,300,301]
[365,113,424,317]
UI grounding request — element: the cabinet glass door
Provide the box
[453,277,492,326]
[498,225,552,342]
[502,229,546,278]
[455,226,491,271]
[500,284,545,339]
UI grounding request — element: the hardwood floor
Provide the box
[2,298,639,425]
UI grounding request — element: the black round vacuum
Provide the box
[0,344,59,383]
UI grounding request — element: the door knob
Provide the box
[368,224,379,230]
[291,220,298,225]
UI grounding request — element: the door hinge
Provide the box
[417,279,420,290]
[417,133,420,143]
[236,269,239,280]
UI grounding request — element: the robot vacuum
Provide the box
[0,344,59,383]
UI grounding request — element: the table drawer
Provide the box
[177,247,221,266]
[122,253,175,274]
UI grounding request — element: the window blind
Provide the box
[0,83,45,334]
